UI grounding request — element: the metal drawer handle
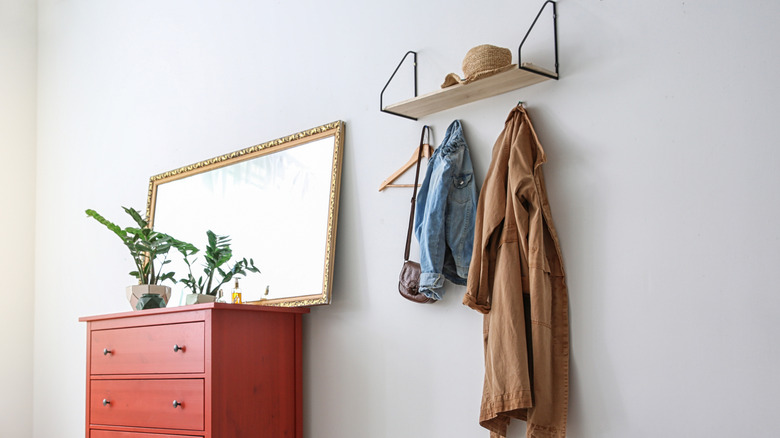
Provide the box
[102,399,110,406]
[173,344,185,353]
[172,400,183,408]
[103,348,112,356]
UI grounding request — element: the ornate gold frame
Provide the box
[147,121,345,307]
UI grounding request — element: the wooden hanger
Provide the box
[378,142,434,191]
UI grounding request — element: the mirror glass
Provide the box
[147,121,344,307]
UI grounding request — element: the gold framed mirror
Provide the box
[147,121,344,307]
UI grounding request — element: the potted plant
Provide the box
[176,230,260,305]
[85,206,192,310]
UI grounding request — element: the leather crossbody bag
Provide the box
[398,125,435,304]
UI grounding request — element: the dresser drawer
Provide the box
[91,322,204,375]
[92,431,202,438]
[90,379,204,430]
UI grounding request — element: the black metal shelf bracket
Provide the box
[380,51,418,121]
[519,0,559,80]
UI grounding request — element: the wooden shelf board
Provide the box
[383,63,556,119]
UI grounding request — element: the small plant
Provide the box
[176,230,260,296]
[85,207,191,285]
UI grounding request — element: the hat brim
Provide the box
[441,73,464,89]
[441,64,517,89]
[463,64,516,84]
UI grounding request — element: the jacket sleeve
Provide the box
[463,220,501,314]
[464,124,511,314]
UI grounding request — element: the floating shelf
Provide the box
[380,0,559,121]
[383,63,556,120]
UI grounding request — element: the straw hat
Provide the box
[441,44,516,88]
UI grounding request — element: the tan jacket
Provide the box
[464,106,569,438]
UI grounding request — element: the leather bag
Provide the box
[398,126,435,304]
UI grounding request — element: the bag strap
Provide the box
[404,125,430,261]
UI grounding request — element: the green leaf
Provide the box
[125,227,146,236]
[123,207,148,229]
[85,209,128,240]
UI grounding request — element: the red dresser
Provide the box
[80,303,308,438]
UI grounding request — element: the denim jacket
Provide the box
[414,120,478,300]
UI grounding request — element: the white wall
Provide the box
[0,0,36,436]
[33,1,780,437]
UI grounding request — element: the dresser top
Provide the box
[79,302,310,322]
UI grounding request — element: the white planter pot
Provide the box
[126,285,172,310]
[184,294,217,305]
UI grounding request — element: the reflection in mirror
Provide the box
[147,121,344,307]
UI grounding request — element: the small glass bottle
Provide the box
[231,278,242,304]
[216,288,227,303]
